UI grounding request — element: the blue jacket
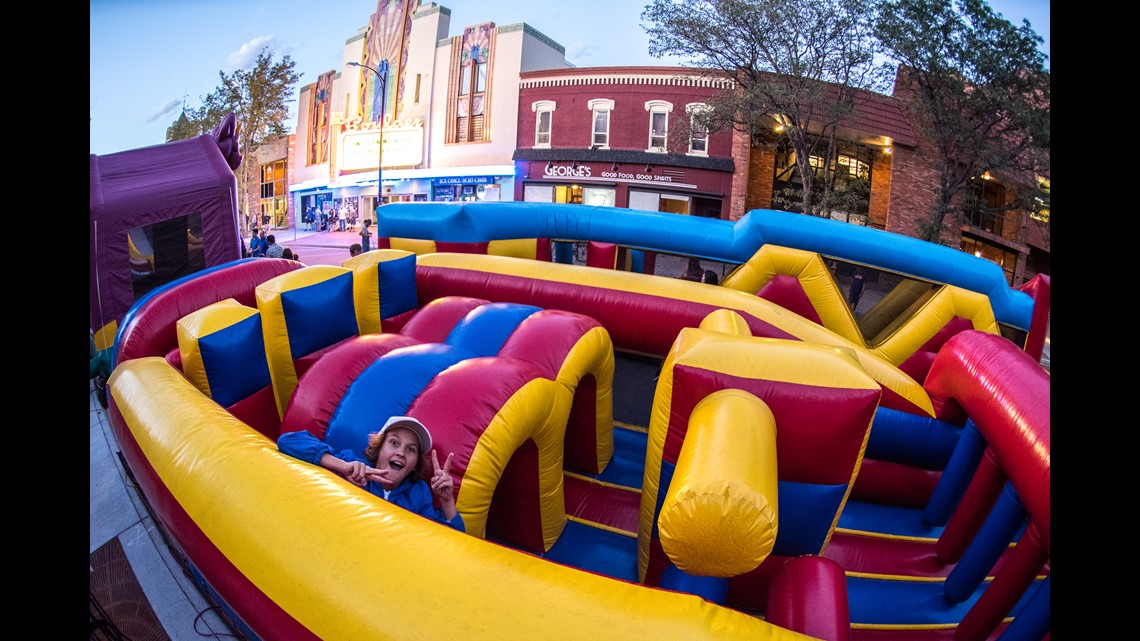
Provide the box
[278,430,465,532]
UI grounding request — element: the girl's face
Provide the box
[376,427,421,486]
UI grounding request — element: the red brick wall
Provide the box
[868,151,893,229]
[884,143,942,240]
[728,128,751,221]
[744,143,775,213]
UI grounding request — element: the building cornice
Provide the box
[513,146,734,172]
[520,68,733,89]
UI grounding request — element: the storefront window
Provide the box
[260,160,288,228]
[582,187,615,207]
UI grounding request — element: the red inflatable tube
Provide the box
[766,555,850,641]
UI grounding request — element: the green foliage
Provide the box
[875,0,1050,241]
[165,111,199,143]
[642,0,889,216]
[167,47,300,216]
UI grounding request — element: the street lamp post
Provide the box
[347,59,389,209]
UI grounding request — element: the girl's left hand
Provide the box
[430,451,455,503]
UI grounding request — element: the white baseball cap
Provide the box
[378,416,432,455]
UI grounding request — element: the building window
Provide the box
[307,71,334,165]
[456,60,486,142]
[588,99,615,148]
[772,139,874,218]
[1031,176,1050,223]
[260,160,287,228]
[450,24,493,144]
[645,100,673,152]
[533,100,555,148]
[961,236,1016,285]
[836,153,870,179]
[965,175,1008,236]
[686,103,709,156]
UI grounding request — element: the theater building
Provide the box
[289,1,570,220]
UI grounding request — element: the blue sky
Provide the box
[90,0,1050,156]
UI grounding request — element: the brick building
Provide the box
[513,65,1048,286]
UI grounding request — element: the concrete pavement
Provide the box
[253,224,368,266]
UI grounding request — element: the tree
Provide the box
[875,0,1050,242]
[165,110,198,143]
[641,0,889,216]
[170,47,300,226]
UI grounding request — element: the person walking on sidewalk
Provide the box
[359,219,373,253]
[338,206,347,232]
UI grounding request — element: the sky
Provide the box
[90,0,1050,156]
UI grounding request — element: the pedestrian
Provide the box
[277,416,464,531]
[264,234,285,258]
[701,270,719,285]
[349,243,363,258]
[281,247,295,260]
[321,209,329,232]
[338,206,347,232]
[359,219,373,253]
[249,228,267,257]
[847,266,865,311]
[680,257,703,281]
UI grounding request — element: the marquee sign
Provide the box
[335,111,425,171]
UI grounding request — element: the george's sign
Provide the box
[544,164,592,178]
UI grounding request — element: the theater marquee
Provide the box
[335,113,424,171]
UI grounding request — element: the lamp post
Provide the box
[347,59,389,209]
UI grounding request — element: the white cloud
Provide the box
[146,99,183,123]
[225,35,278,71]
[564,42,599,63]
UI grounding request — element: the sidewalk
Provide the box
[251,225,369,266]
[254,225,361,249]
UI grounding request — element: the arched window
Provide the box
[644,100,673,152]
[533,100,555,148]
[588,98,615,148]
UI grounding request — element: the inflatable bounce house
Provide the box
[104,201,1049,641]
[89,112,244,400]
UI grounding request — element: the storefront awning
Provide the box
[289,164,518,192]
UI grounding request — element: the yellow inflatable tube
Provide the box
[110,356,818,641]
[659,389,779,577]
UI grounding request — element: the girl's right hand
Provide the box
[341,460,369,487]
